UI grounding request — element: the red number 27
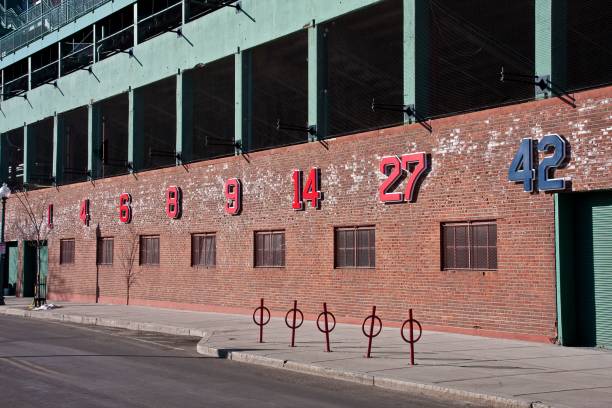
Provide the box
[379,152,428,203]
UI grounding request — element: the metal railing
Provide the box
[0,0,112,58]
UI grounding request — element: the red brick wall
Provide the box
[6,86,611,342]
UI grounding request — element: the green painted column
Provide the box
[176,70,193,164]
[52,113,64,185]
[0,132,6,183]
[88,103,102,180]
[403,0,429,122]
[128,87,144,172]
[535,0,569,97]
[235,50,252,154]
[23,123,31,185]
[308,22,326,141]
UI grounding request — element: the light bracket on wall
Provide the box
[371,99,432,133]
[116,48,134,58]
[276,119,317,137]
[499,66,575,108]
[79,66,94,74]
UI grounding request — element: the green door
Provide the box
[575,192,612,348]
[7,243,18,296]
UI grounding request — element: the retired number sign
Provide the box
[379,152,429,203]
[508,134,568,192]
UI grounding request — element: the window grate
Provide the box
[139,235,160,265]
[96,237,114,265]
[335,226,375,268]
[60,239,75,264]
[255,231,285,267]
[191,233,216,267]
[442,221,497,270]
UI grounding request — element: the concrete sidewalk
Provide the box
[2,298,611,408]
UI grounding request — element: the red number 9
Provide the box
[224,178,241,215]
[119,193,132,223]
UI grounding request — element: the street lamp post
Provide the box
[0,183,11,306]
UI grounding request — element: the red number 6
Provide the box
[119,193,132,223]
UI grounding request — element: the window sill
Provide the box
[442,269,497,273]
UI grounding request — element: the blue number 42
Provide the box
[508,134,567,192]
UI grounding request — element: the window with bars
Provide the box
[139,235,160,265]
[97,237,114,265]
[442,221,497,270]
[60,239,75,264]
[335,227,375,268]
[191,233,216,267]
[254,231,285,267]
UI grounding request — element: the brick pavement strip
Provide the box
[4,300,612,408]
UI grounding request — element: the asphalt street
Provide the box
[0,315,482,408]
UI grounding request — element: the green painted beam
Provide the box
[404,0,429,121]
[88,103,102,180]
[235,50,252,153]
[176,70,193,164]
[23,124,30,184]
[307,22,326,141]
[52,113,63,185]
[535,0,552,99]
[128,88,144,172]
[0,132,6,183]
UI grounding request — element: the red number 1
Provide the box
[79,199,90,226]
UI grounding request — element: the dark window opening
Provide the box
[426,0,535,118]
[335,227,375,268]
[60,239,75,264]
[139,235,160,265]
[442,221,497,270]
[96,93,130,178]
[249,30,308,152]
[60,27,95,76]
[30,45,59,89]
[191,233,216,267]
[97,237,114,265]
[560,0,612,92]
[138,0,182,43]
[255,231,285,267]
[138,76,177,171]
[26,118,54,187]
[96,6,135,61]
[2,59,29,99]
[186,0,229,21]
[188,56,235,162]
[323,0,403,137]
[1,127,24,192]
[60,107,88,185]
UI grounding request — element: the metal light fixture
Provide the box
[0,182,11,306]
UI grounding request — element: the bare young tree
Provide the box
[119,228,139,305]
[12,190,51,306]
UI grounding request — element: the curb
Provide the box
[196,340,552,408]
[2,307,552,408]
[0,307,207,338]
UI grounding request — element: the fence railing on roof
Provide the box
[0,0,112,58]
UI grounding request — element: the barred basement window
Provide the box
[60,239,75,264]
[139,236,160,265]
[97,238,114,265]
[255,231,285,267]
[192,233,216,267]
[335,227,375,268]
[442,221,497,270]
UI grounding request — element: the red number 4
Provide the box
[379,153,428,203]
[292,168,321,210]
[79,199,90,226]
